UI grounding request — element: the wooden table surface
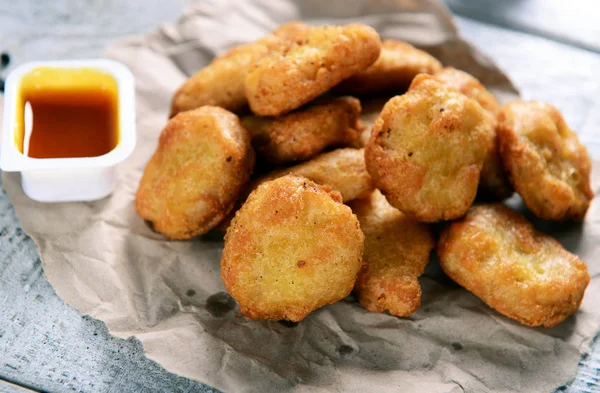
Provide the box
[0,1,599,392]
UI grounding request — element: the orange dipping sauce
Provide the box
[16,67,119,159]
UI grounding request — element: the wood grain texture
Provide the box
[0,1,599,393]
[445,0,600,53]
[0,379,38,393]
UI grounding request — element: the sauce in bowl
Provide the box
[16,67,119,159]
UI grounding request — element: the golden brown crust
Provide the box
[245,24,381,116]
[272,21,312,43]
[365,74,494,222]
[478,140,513,200]
[169,22,311,117]
[349,190,434,316]
[435,67,512,200]
[215,148,374,233]
[170,37,279,117]
[254,148,374,203]
[435,67,501,116]
[498,101,593,220]
[221,175,364,321]
[437,204,590,327]
[336,40,442,95]
[135,106,255,239]
[242,96,362,164]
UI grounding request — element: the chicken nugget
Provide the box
[215,148,374,232]
[258,148,374,202]
[221,175,364,321]
[242,96,362,164]
[438,204,590,327]
[349,190,434,316]
[170,22,311,117]
[498,101,592,220]
[136,106,255,239]
[336,40,442,95]
[245,24,381,116]
[272,21,312,43]
[435,67,512,200]
[435,67,500,116]
[365,74,493,222]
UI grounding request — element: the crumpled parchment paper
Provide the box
[2,1,599,392]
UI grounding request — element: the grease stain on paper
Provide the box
[206,292,236,317]
[451,342,463,351]
[338,345,354,356]
[278,320,299,328]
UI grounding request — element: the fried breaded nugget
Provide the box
[349,190,434,316]
[245,24,381,116]
[221,175,364,321]
[438,204,590,327]
[257,148,374,202]
[365,74,493,222]
[478,143,514,200]
[435,67,500,116]
[336,40,442,95]
[498,101,593,220]
[272,21,312,43]
[435,67,512,200]
[169,22,311,117]
[215,148,374,232]
[136,106,255,239]
[169,37,280,117]
[242,96,362,164]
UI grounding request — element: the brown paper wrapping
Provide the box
[2,1,599,392]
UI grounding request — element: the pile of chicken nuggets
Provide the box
[136,22,592,327]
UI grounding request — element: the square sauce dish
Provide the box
[1,59,135,202]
